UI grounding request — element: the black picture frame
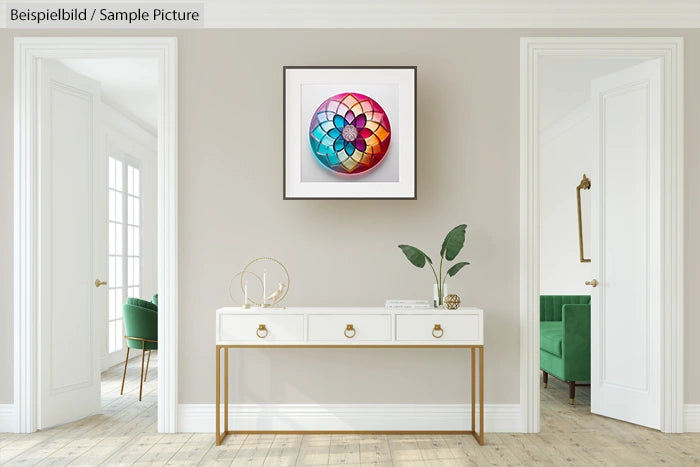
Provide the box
[283,66,417,200]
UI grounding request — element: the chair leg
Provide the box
[569,381,575,405]
[120,347,130,395]
[542,371,548,388]
[144,350,151,382]
[139,342,146,401]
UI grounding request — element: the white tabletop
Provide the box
[216,306,483,315]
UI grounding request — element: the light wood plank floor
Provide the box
[1,358,698,466]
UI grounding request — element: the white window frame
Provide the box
[108,152,143,355]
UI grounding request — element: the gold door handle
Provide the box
[344,324,356,338]
[94,279,107,287]
[577,174,592,263]
[585,279,599,287]
[432,324,444,339]
[256,324,268,339]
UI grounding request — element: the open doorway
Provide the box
[56,56,160,417]
[538,55,654,423]
[13,38,178,433]
[34,56,158,428]
[520,37,684,434]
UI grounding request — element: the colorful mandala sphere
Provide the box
[309,92,391,175]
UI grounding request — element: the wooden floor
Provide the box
[1,359,699,466]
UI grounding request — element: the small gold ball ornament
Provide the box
[444,294,461,310]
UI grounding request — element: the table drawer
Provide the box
[308,314,391,342]
[218,314,304,343]
[396,314,482,343]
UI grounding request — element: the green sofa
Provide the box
[540,295,591,404]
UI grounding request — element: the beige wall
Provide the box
[0,29,698,407]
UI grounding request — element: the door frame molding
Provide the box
[519,37,684,433]
[13,37,179,433]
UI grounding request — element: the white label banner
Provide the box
[6,3,204,28]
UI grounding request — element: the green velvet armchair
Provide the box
[540,295,591,404]
[126,296,158,312]
[121,302,158,401]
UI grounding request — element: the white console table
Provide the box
[215,307,484,445]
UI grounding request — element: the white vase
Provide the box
[433,283,448,308]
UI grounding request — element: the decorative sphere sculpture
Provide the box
[444,294,461,310]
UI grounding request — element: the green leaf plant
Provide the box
[398,224,470,306]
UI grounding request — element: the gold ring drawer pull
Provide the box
[432,324,444,339]
[344,324,356,338]
[256,324,268,339]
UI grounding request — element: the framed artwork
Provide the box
[284,66,417,199]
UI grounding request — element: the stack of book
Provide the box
[385,299,432,309]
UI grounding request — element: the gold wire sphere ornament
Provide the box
[241,257,290,307]
[444,294,461,310]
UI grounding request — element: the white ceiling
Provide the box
[202,0,700,28]
[1,0,699,27]
[58,58,158,132]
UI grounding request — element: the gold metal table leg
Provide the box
[215,345,221,446]
[224,347,229,434]
[478,346,484,445]
[471,347,476,438]
[213,344,484,445]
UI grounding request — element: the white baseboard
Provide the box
[0,404,17,432]
[178,403,521,433]
[685,404,700,432]
[4,401,694,433]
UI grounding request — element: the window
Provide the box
[108,156,141,353]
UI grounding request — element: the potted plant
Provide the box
[398,224,470,307]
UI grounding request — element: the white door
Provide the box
[38,60,106,428]
[589,59,661,429]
